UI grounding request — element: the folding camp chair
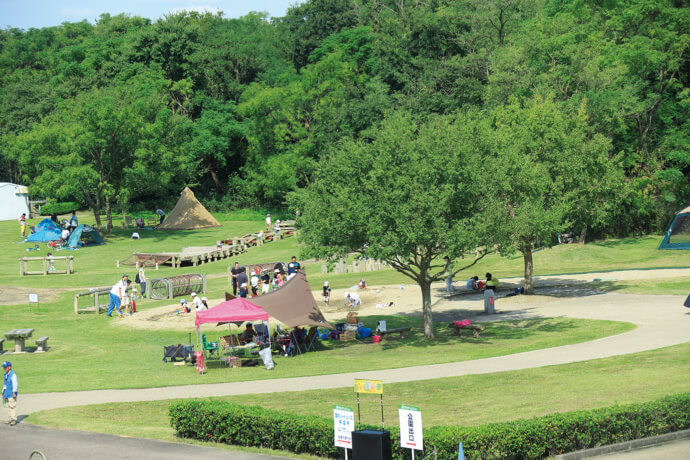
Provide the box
[202,333,219,359]
[302,327,319,353]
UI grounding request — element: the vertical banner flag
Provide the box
[399,405,423,451]
[334,405,355,448]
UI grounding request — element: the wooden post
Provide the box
[74,293,79,314]
[168,280,173,300]
[19,258,24,277]
[116,260,120,268]
[155,262,159,270]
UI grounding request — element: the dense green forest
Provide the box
[0,0,688,236]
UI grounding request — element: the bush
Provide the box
[170,393,690,459]
[40,201,80,215]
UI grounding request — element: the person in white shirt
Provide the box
[274,220,281,235]
[191,292,204,311]
[345,291,361,308]
[265,214,271,229]
[107,274,128,316]
[60,228,70,242]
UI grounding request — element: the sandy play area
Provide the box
[110,267,690,332]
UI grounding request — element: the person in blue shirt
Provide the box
[466,276,480,290]
[287,256,301,280]
[2,361,18,425]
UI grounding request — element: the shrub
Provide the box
[40,201,80,215]
[170,393,690,459]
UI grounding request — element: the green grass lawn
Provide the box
[0,304,632,393]
[29,341,690,444]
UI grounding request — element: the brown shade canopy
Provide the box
[251,272,333,329]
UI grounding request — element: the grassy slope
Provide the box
[0,306,631,393]
[29,341,690,440]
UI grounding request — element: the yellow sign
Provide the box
[354,379,383,394]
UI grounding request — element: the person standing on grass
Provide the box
[137,264,147,299]
[2,361,18,426]
[231,262,241,296]
[443,256,455,295]
[154,208,165,225]
[287,256,301,280]
[250,270,259,296]
[261,269,271,294]
[107,274,128,317]
[323,281,331,307]
[237,268,249,297]
[69,211,78,230]
[265,214,271,230]
[19,213,26,238]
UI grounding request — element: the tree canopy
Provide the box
[0,0,687,237]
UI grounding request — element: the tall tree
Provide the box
[480,95,623,293]
[290,111,488,338]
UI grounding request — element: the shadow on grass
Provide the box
[320,315,577,352]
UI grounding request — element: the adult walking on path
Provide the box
[2,361,18,426]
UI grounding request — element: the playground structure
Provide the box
[74,287,111,314]
[19,255,74,276]
[149,273,207,300]
[120,221,297,269]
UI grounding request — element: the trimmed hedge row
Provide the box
[170,393,690,459]
[40,202,80,215]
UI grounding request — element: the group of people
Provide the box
[320,277,366,308]
[229,256,302,299]
[107,265,147,318]
[177,292,209,314]
[443,255,500,295]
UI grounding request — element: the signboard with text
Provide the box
[333,405,355,448]
[399,405,423,451]
[354,379,383,394]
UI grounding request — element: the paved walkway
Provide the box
[0,423,284,460]
[17,291,690,415]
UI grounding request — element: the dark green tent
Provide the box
[67,224,104,247]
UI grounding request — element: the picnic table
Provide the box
[377,326,411,338]
[5,328,35,352]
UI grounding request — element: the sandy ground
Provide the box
[111,267,690,331]
[0,286,63,306]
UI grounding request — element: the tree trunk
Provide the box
[579,225,587,245]
[522,246,534,295]
[419,278,435,338]
[82,187,102,232]
[105,197,113,235]
[209,168,222,193]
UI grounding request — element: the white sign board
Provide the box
[28,293,39,303]
[399,405,423,451]
[333,405,355,448]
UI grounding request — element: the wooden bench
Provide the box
[35,336,49,352]
[448,322,485,338]
[0,338,4,353]
[378,327,411,338]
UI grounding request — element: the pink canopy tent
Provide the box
[195,297,269,332]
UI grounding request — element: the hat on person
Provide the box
[324,281,329,286]
[123,273,129,278]
[344,292,350,298]
[266,214,270,216]
[132,287,137,292]
[276,219,280,222]
[1,361,11,368]
[191,292,197,297]
[275,269,280,273]
[201,296,208,302]
[180,299,187,304]
[246,322,252,326]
